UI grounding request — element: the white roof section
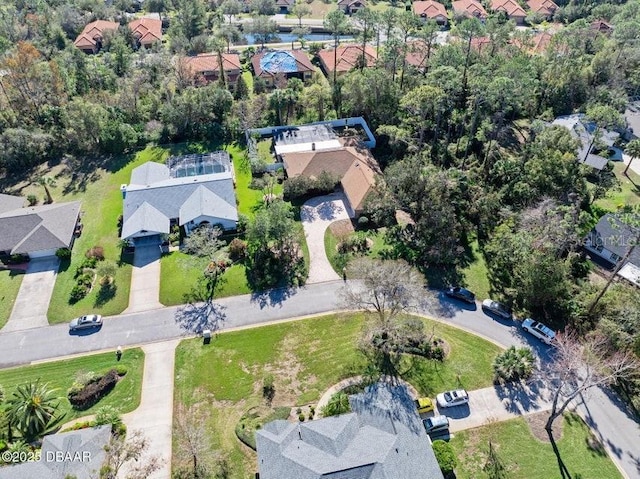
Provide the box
[274,139,342,156]
[130,161,170,185]
[619,262,640,287]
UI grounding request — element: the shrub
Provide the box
[493,346,535,384]
[357,216,369,227]
[26,194,37,206]
[298,413,305,422]
[432,440,458,476]
[322,392,351,417]
[68,369,120,410]
[86,246,105,261]
[229,238,247,261]
[69,284,88,303]
[113,422,127,437]
[77,272,94,288]
[5,254,29,264]
[55,248,71,260]
[94,405,122,427]
[263,374,275,405]
[114,365,128,376]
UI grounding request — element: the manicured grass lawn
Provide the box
[0,270,24,330]
[450,413,622,479]
[173,312,502,477]
[593,161,640,211]
[159,252,250,306]
[241,70,254,95]
[459,239,491,300]
[0,348,144,423]
[324,226,393,275]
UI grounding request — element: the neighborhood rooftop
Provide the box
[166,151,232,178]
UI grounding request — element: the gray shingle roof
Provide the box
[256,383,444,479]
[0,425,111,479]
[130,161,171,185]
[588,213,640,266]
[122,163,238,240]
[0,200,81,254]
[0,193,24,214]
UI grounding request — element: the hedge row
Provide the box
[68,369,121,410]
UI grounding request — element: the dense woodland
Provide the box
[0,0,640,406]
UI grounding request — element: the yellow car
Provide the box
[414,397,435,414]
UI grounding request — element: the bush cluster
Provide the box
[86,246,105,261]
[283,172,339,200]
[337,233,369,255]
[68,369,123,410]
[228,238,247,261]
[69,247,105,303]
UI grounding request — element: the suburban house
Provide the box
[491,0,527,24]
[405,40,434,71]
[0,194,81,260]
[256,383,445,479]
[181,53,242,87]
[120,152,238,243]
[276,0,296,13]
[73,20,119,53]
[251,50,315,87]
[552,114,621,171]
[526,0,558,19]
[452,0,487,20]
[513,30,554,54]
[584,213,640,287]
[128,17,163,48]
[412,0,449,25]
[337,0,366,14]
[0,426,111,479]
[591,19,613,34]
[317,45,377,77]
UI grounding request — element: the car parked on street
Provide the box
[436,389,469,408]
[69,314,103,331]
[481,299,512,320]
[414,397,435,414]
[423,415,450,434]
[522,318,556,344]
[445,286,476,304]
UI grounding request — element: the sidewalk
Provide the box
[122,340,179,479]
[124,245,163,313]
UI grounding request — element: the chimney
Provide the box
[120,184,128,198]
[312,142,316,151]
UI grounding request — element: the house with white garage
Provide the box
[120,152,238,244]
[0,193,81,260]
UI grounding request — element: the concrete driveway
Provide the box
[622,153,640,177]
[124,244,163,313]
[301,193,353,284]
[2,258,59,332]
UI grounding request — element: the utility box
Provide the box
[203,329,211,345]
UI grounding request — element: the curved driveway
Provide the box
[0,283,638,478]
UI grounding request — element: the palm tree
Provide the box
[37,176,56,204]
[492,346,535,384]
[624,138,640,176]
[6,381,61,442]
[321,392,351,417]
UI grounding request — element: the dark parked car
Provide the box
[445,287,476,304]
[481,299,512,320]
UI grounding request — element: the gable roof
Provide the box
[452,0,487,17]
[413,0,448,19]
[591,19,613,33]
[526,0,558,15]
[129,17,162,45]
[73,20,119,49]
[0,426,110,479]
[122,161,238,239]
[276,0,296,6]
[514,30,554,53]
[317,45,377,74]
[183,53,242,76]
[552,114,619,170]
[252,50,315,77]
[589,214,640,267]
[338,0,365,6]
[0,200,81,254]
[491,0,527,17]
[256,383,444,479]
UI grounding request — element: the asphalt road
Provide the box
[1,281,638,478]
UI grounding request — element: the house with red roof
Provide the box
[317,45,377,77]
[451,0,487,20]
[513,30,555,53]
[526,0,558,19]
[251,50,315,87]
[412,1,448,25]
[181,53,242,87]
[73,20,119,54]
[129,17,163,49]
[405,40,435,72]
[491,0,527,24]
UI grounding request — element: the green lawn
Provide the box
[459,239,491,300]
[0,348,144,423]
[0,270,24,330]
[451,413,623,479]
[593,161,640,211]
[173,312,502,477]
[324,226,394,275]
[159,252,250,306]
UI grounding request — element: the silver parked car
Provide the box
[481,299,512,320]
[69,314,103,331]
[423,415,450,434]
[522,318,556,344]
[436,389,469,408]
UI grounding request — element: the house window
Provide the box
[610,253,622,263]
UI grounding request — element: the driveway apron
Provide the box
[124,244,163,313]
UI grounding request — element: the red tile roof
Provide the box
[252,50,315,77]
[412,1,448,20]
[404,40,432,69]
[526,0,558,16]
[73,20,119,50]
[129,18,162,46]
[491,0,527,17]
[183,53,242,75]
[317,45,377,74]
[452,0,487,18]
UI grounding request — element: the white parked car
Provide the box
[436,389,469,408]
[69,314,103,331]
[521,318,555,344]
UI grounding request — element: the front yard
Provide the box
[0,269,24,329]
[593,161,640,211]
[173,312,502,477]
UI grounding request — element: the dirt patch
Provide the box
[329,219,355,238]
[259,335,307,407]
[525,411,563,442]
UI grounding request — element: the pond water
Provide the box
[242,33,354,45]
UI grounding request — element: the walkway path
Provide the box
[3,258,59,332]
[301,193,352,284]
[622,153,640,177]
[124,245,163,314]
[122,340,179,479]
